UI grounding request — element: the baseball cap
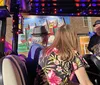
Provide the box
[93,20,100,27]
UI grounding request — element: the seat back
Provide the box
[0,55,29,85]
[90,55,100,71]
[83,54,99,73]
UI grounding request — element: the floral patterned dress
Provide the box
[34,48,84,85]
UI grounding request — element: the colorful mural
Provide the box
[18,16,70,52]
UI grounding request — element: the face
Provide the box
[42,35,49,46]
[94,24,100,36]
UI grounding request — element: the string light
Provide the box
[28,0,99,16]
[75,0,80,2]
[17,32,19,34]
[42,11,45,13]
[41,0,45,2]
[42,8,44,10]
[48,4,50,6]
[77,13,80,15]
[76,3,80,7]
[54,11,57,14]
[35,3,39,6]
[97,3,100,6]
[92,3,97,7]
[80,0,86,2]
[41,3,45,7]
[52,0,57,1]
[34,0,39,2]
[92,0,97,2]
[81,3,86,7]
[0,38,5,42]
[59,9,62,12]
[89,11,92,14]
[54,8,57,10]
[53,3,57,6]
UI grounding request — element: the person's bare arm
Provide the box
[75,67,93,85]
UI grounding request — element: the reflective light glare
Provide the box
[42,8,45,10]
[54,11,57,14]
[35,3,39,6]
[92,0,97,2]
[30,0,33,2]
[48,4,50,6]
[41,3,45,6]
[94,12,97,14]
[35,0,39,2]
[41,0,45,2]
[93,9,97,11]
[54,8,57,10]
[36,8,39,9]
[97,4,100,6]
[92,3,97,6]
[42,11,44,13]
[81,3,86,7]
[89,11,92,14]
[36,10,38,12]
[75,0,80,2]
[53,3,57,6]
[76,3,80,7]
[30,3,32,6]
[1,38,4,42]
[60,9,62,12]
[83,12,86,15]
[52,0,57,1]
[80,0,86,2]
[77,13,80,15]
[71,13,74,15]
[17,32,19,34]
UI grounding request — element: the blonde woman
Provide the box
[35,25,93,85]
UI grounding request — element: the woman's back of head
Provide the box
[45,24,79,61]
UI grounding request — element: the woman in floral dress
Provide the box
[35,25,93,85]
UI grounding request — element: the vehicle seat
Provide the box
[90,55,100,71]
[0,55,29,85]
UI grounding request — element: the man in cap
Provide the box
[88,20,100,56]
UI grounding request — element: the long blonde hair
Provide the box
[44,25,79,61]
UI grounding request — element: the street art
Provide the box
[18,16,70,52]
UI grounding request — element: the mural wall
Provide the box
[18,16,70,53]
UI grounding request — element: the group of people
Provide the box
[26,20,100,85]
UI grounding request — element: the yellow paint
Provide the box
[0,0,4,6]
[79,36,90,55]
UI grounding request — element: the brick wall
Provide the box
[70,17,89,34]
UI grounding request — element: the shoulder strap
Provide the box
[33,47,42,68]
[27,47,42,85]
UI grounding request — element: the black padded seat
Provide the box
[90,55,100,71]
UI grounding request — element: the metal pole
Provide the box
[12,5,19,55]
[0,18,6,57]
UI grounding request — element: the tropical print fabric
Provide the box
[34,48,84,85]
